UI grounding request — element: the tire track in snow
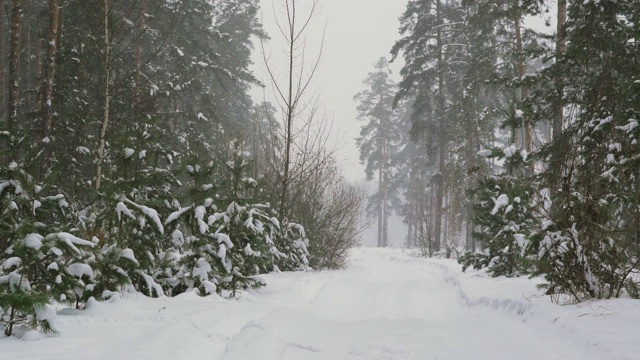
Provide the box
[426,261,535,318]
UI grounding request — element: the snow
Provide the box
[32,200,41,215]
[123,148,135,159]
[0,181,11,193]
[616,119,638,133]
[137,271,164,298]
[46,233,95,254]
[203,280,218,295]
[215,233,233,249]
[67,263,94,280]
[171,229,185,247]
[125,200,164,234]
[2,248,639,359]
[3,257,22,269]
[218,244,230,272]
[119,248,139,265]
[21,330,42,342]
[115,202,135,221]
[76,146,90,154]
[35,305,58,332]
[195,206,209,234]
[491,194,510,215]
[24,233,44,250]
[503,144,517,158]
[193,258,212,282]
[164,205,193,225]
[477,149,493,157]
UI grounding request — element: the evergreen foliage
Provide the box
[461,148,535,277]
[389,0,640,301]
[0,153,94,336]
[0,0,369,338]
[355,58,403,248]
[527,0,640,299]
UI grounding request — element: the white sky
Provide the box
[251,0,408,182]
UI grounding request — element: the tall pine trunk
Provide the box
[40,0,61,142]
[8,0,23,131]
[382,109,389,247]
[23,0,31,108]
[135,0,146,105]
[514,1,531,154]
[377,140,383,247]
[550,0,567,196]
[0,2,5,119]
[433,0,447,253]
[96,0,110,191]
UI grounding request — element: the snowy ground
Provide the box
[3,248,639,360]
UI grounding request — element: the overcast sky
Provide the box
[251,0,408,182]
[251,0,410,246]
[251,0,410,247]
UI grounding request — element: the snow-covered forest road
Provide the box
[4,248,639,360]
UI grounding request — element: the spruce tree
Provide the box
[0,136,94,336]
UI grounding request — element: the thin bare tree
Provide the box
[260,0,324,218]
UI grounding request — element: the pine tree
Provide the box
[355,57,401,248]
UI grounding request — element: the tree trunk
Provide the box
[433,0,446,253]
[279,1,296,219]
[24,0,31,108]
[135,0,145,102]
[465,107,475,251]
[96,0,110,191]
[40,0,61,142]
[8,0,23,131]
[428,180,435,256]
[382,109,389,248]
[57,0,64,48]
[0,2,5,119]
[549,0,567,204]
[377,144,383,247]
[514,1,531,153]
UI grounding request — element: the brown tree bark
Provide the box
[7,0,23,131]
